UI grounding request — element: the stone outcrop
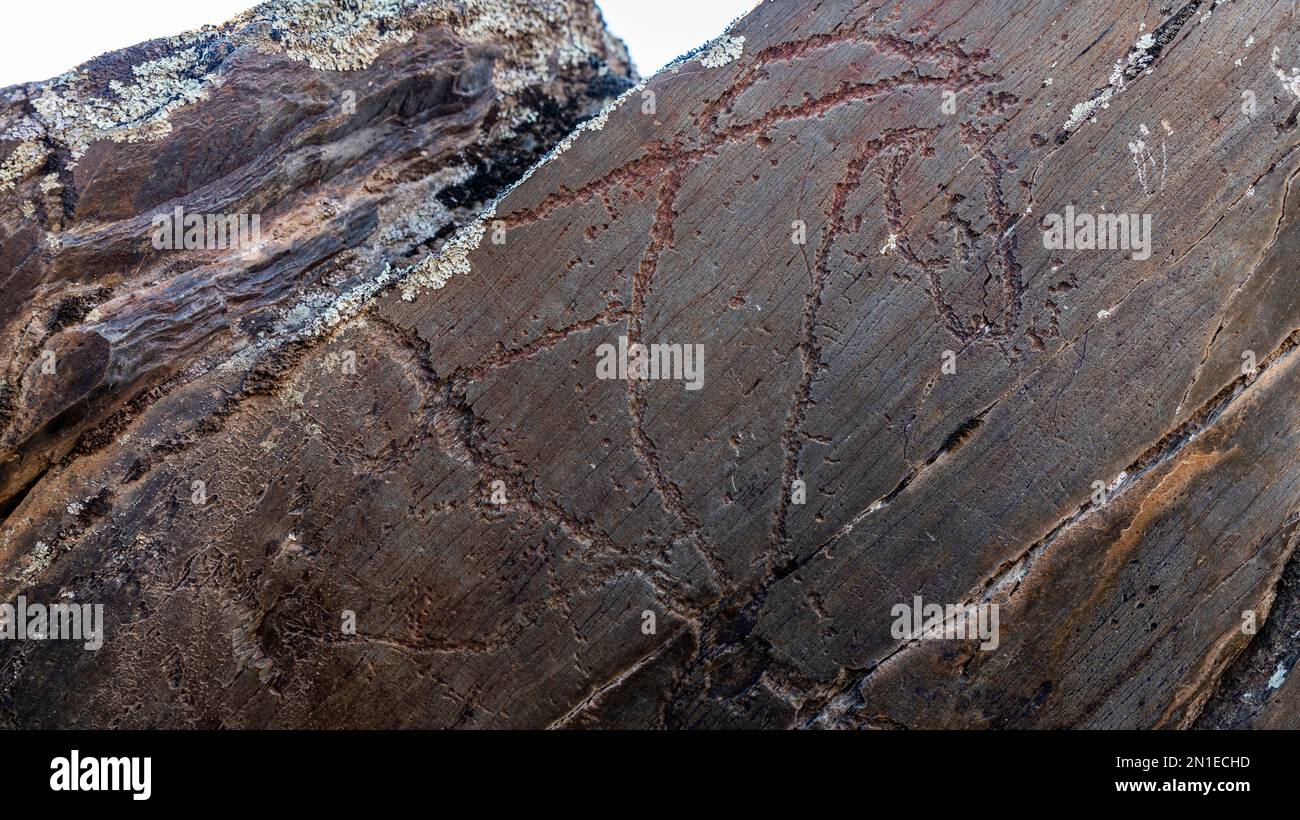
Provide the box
[1,0,1298,729]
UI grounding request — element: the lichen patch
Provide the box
[1271,46,1300,101]
[698,36,746,68]
[243,0,419,71]
[0,140,49,191]
[1062,28,1162,132]
[30,48,217,159]
[400,214,490,300]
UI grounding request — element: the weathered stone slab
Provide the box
[1,0,1298,729]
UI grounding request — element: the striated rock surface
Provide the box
[0,0,632,518]
[1,0,1299,729]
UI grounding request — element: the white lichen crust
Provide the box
[698,36,746,68]
[27,49,215,160]
[0,0,630,171]
[394,18,761,302]
[0,0,640,399]
[1272,46,1300,101]
[1062,30,1159,132]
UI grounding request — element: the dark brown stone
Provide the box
[1,0,1298,730]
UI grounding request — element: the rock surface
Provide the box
[1,0,1299,729]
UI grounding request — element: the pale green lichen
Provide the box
[242,0,418,71]
[242,0,619,92]
[0,140,48,191]
[399,215,489,299]
[430,0,626,93]
[14,0,623,162]
[0,115,45,142]
[1268,661,1289,690]
[17,540,52,584]
[30,48,214,159]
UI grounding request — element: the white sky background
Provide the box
[597,0,756,74]
[0,0,755,88]
[0,0,259,87]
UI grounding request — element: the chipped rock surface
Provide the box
[0,0,632,522]
[2,0,1300,730]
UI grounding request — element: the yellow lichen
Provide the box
[0,141,48,191]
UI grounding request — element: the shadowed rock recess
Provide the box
[0,0,1298,729]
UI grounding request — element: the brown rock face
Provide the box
[1,0,1298,729]
[0,0,633,518]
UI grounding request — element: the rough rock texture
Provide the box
[0,0,633,517]
[2,0,1299,729]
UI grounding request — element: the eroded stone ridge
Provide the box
[1,0,1299,729]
